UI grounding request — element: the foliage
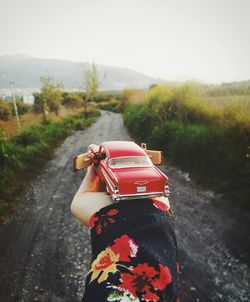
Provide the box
[93,91,110,103]
[81,62,100,112]
[14,99,32,115]
[96,99,120,112]
[206,80,250,97]
[0,98,32,122]
[107,90,123,101]
[33,76,63,120]
[122,89,140,102]
[117,89,142,113]
[0,109,100,203]
[0,99,12,120]
[61,92,82,108]
[123,84,250,205]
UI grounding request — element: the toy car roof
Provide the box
[101,141,147,159]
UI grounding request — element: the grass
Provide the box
[204,95,250,113]
[0,107,81,139]
[123,84,250,206]
[0,108,100,223]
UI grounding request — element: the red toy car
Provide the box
[74,141,170,201]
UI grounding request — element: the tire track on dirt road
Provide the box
[0,111,249,302]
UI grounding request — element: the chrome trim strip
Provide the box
[154,165,167,179]
[107,168,118,183]
[117,192,165,201]
[100,167,116,190]
[134,180,149,185]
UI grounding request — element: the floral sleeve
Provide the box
[82,198,180,302]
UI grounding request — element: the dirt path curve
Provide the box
[0,111,249,302]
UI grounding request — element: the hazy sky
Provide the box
[0,0,249,83]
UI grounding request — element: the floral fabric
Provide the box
[82,198,180,302]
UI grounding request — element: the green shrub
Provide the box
[123,84,250,205]
[93,91,110,103]
[96,99,120,112]
[14,99,31,115]
[62,94,82,108]
[124,103,154,139]
[0,109,100,200]
[14,124,45,146]
[0,99,12,120]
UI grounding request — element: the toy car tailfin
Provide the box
[73,141,169,201]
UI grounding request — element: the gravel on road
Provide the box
[0,111,249,302]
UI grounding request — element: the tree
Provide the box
[81,62,99,112]
[81,62,108,112]
[62,92,82,108]
[33,76,63,121]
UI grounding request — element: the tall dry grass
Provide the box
[124,84,250,205]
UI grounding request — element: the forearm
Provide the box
[76,166,103,193]
[71,192,112,225]
[71,166,113,225]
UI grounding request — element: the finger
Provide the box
[87,150,94,159]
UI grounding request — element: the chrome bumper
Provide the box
[112,191,166,202]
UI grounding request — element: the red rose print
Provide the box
[95,253,115,270]
[111,235,138,262]
[132,263,158,278]
[88,247,119,283]
[152,264,172,290]
[96,224,102,235]
[152,198,169,212]
[143,288,160,301]
[107,209,119,216]
[119,270,137,296]
[88,235,138,284]
[88,213,99,229]
[118,263,172,301]
[89,208,119,234]
[119,263,158,300]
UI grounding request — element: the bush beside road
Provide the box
[0,108,100,222]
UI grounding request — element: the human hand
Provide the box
[71,157,112,225]
[81,164,105,193]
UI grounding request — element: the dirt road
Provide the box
[0,111,249,302]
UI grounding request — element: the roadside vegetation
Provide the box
[0,71,101,223]
[122,82,250,205]
[2,74,250,221]
[95,89,140,113]
[0,108,99,206]
[96,98,120,112]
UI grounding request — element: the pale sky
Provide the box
[0,0,250,83]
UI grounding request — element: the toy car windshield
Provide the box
[109,156,152,169]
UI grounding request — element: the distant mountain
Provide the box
[0,54,160,90]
